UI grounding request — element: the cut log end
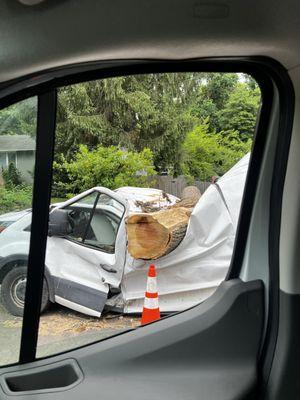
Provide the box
[126,186,202,260]
[127,215,170,260]
[126,207,191,260]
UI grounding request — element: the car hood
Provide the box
[0,209,31,223]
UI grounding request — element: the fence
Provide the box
[153,175,211,198]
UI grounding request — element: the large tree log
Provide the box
[126,186,202,260]
[126,207,192,260]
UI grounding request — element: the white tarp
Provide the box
[118,153,250,313]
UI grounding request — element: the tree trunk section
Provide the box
[126,185,202,260]
[126,207,192,260]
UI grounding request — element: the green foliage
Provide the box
[0,73,261,207]
[190,73,238,130]
[216,83,261,140]
[198,73,239,110]
[0,97,37,137]
[2,163,23,189]
[55,74,200,174]
[0,186,32,214]
[182,120,251,180]
[52,145,156,197]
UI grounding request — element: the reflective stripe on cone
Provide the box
[141,264,161,325]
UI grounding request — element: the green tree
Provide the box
[189,73,239,130]
[0,97,37,137]
[216,83,261,140]
[181,120,251,181]
[55,74,201,174]
[199,73,239,110]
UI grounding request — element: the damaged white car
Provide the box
[0,153,249,317]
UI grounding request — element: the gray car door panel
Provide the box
[0,279,263,399]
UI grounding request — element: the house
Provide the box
[0,135,35,184]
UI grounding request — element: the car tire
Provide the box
[0,266,50,317]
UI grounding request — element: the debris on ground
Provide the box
[1,306,140,338]
[37,309,140,337]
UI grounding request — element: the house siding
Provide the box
[16,151,35,183]
[0,150,35,184]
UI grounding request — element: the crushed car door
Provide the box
[46,187,127,317]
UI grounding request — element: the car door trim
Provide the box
[53,276,108,314]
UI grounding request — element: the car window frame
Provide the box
[61,190,124,254]
[62,191,99,246]
[0,57,289,369]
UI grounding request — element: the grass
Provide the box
[0,186,67,215]
[0,186,32,214]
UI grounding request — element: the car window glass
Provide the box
[0,96,37,366]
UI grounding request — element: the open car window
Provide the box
[63,192,98,243]
[63,192,123,253]
[84,194,123,253]
[0,69,265,369]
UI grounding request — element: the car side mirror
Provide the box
[48,209,71,237]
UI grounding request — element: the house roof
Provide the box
[0,135,35,152]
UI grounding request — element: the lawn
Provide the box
[0,186,66,215]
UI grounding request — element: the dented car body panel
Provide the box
[0,154,249,316]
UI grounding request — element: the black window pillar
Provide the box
[19,90,57,364]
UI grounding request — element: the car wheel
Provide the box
[0,266,50,317]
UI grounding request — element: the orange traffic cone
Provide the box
[141,264,161,325]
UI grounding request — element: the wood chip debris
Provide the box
[2,309,140,337]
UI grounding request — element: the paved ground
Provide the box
[0,303,140,366]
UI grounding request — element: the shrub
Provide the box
[52,145,156,197]
[2,163,22,189]
[0,186,32,214]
